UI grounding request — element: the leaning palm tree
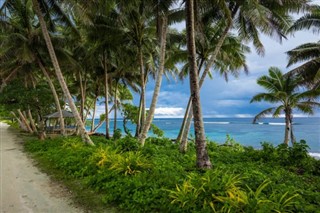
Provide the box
[177,0,309,149]
[31,0,94,145]
[286,6,320,89]
[251,67,320,145]
[139,0,184,145]
[185,0,212,169]
[0,0,66,136]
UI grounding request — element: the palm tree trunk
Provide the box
[178,58,204,152]
[17,109,33,133]
[78,71,85,122]
[139,16,168,146]
[27,109,37,133]
[103,51,110,139]
[136,47,146,137]
[11,111,27,131]
[32,0,94,145]
[284,110,290,145]
[179,20,232,151]
[114,81,118,132]
[0,67,19,93]
[37,57,65,135]
[90,94,98,132]
[289,112,296,145]
[186,0,211,169]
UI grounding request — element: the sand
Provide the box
[0,122,83,213]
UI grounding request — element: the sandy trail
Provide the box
[0,122,82,213]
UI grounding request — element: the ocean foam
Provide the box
[268,122,286,126]
[203,122,230,124]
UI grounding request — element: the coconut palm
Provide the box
[139,0,184,145]
[251,67,320,145]
[286,6,320,88]
[30,0,94,145]
[185,0,212,169]
[177,0,309,150]
[117,0,158,137]
[178,28,250,152]
[0,0,67,136]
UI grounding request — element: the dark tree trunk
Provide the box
[136,47,145,137]
[114,81,118,132]
[103,51,110,139]
[284,109,290,145]
[186,0,212,169]
[179,20,232,150]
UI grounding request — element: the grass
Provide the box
[22,134,320,213]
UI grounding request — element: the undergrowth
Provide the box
[23,135,320,213]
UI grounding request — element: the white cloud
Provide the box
[154,107,185,118]
[234,114,254,118]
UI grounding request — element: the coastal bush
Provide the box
[115,135,140,152]
[23,136,320,213]
[113,129,122,140]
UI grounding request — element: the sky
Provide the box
[139,30,320,118]
[127,6,320,119]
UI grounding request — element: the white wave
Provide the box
[309,153,320,159]
[258,122,267,125]
[268,122,286,126]
[203,122,230,124]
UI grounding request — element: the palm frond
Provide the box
[252,107,276,123]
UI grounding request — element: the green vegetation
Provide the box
[24,136,320,213]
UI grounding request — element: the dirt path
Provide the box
[0,122,83,213]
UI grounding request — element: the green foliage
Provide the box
[113,128,122,140]
[0,79,56,115]
[115,135,140,152]
[23,136,320,213]
[150,123,164,137]
[223,134,244,152]
[108,151,151,176]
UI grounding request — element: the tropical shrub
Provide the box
[23,136,320,213]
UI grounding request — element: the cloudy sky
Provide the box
[133,14,320,118]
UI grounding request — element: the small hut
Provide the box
[44,110,77,134]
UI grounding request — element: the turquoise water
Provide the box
[88,117,320,153]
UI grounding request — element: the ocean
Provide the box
[88,117,320,156]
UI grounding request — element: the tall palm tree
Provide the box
[179,29,250,152]
[286,6,320,88]
[139,0,183,145]
[117,0,158,137]
[251,67,320,145]
[31,0,94,145]
[177,0,309,149]
[0,0,66,135]
[186,0,211,169]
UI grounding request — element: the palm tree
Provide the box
[251,67,320,145]
[186,0,211,169]
[179,29,250,152]
[31,0,94,145]
[177,0,309,150]
[139,0,183,145]
[117,0,158,137]
[286,6,320,88]
[0,0,66,136]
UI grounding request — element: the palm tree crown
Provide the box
[251,67,320,144]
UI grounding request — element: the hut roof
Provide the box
[44,110,74,118]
